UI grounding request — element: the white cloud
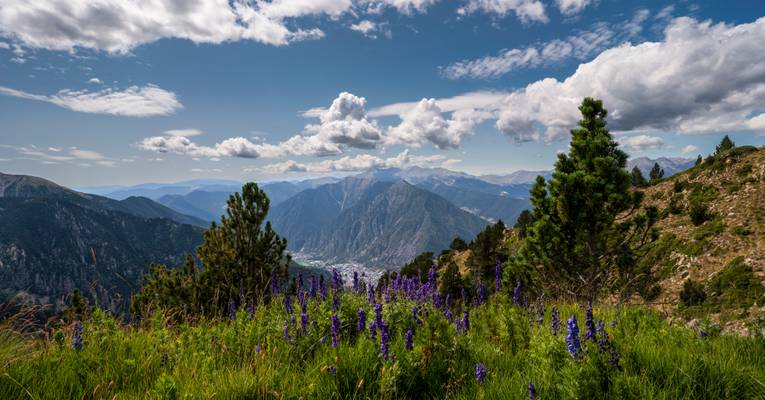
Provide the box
[0,84,181,117]
[303,92,384,150]
[457,0,548,23]
[164,128,203,137]
[380,16,765,143]
[87,78,102,84]
[13,145,116,166]
[386,98,487,149]
[0,42,9,49]
[0,0,354,53]
[556,0,592,15]
[681,144,699,154]
[441,10,648,79]
[249,149,452,174]
[619,135,664,152]
[350,20,377,37]
[362,0,438,15]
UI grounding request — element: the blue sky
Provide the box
[1,0,765,186]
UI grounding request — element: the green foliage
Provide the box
[631,166,647,188]
[736,163,753,177]
[439,261,465,298]
[649,162,664,183]
[707,257,765,310]
[132,183,289,318]
[672,179,688,193]
[689,200,713,226]
[693,219,725,240]
[467,221,507,282]
[62,289,89,324]
[715,135,735,156]
[449,237,468,252]
[400,252,435,283]
[732,226,752,236]
[513,209,533,239]
[667,194,684,215]
[680,280,707,307]
[520,98,658,300]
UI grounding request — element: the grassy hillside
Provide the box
[636,146,765,332]
[1,286,764,399]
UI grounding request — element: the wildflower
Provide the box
[475,363,487,384]
[309,276,317,298]
[369,321,378,339]
[585,303,596,342]
[513,280,522,305]
[380,322,390,361]
[551,307,560,336]
[412,306,421,325]
[428,265,437,292]
[331,314,340,347]
[283,320,291,342]
[462,310,470,332]
[330,366,337,375]
[301,310,309,335]
[247,301,255,320]
[477,284,487,305]
[367,283,375,304]
[597,320,606,339]
[353,271,359,293]
[357,309,367,333]
[536,301,544,327]
[284,294,294,314]
[255,344,261,354]
[444,309,454,323]
[228,300,237,322]
[405,328,414,351]
[374,303,383,330]
[529,382,537,399]
[610,347,620,368]
[566,315,581,359]
[495,260,502,293]
[72,322,83,350]
[332,269,343,292]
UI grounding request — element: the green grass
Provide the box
[1,294,765,399]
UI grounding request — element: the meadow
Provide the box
[1,271,764,400]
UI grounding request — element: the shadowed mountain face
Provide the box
[0,172,204,313]
[270,178,489,267]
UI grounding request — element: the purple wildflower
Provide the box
[380,322,390,361]
[536,302,544,327]
[374,303,383,330]
[353,271,359,293]
[405,328,414,351]
[463,310,470,332]
[330,366,337,375]
[284,295,293,315]
[444,309,454,323]
[331,314,340,347]
[566,315,581,359]
[332,269,343,292]
[427,265,437,292]
[477,284,487,305]
[309,276,317,298]
[495,260,502,293]
[301,310,309,335]
[412,306,421,325]
[228,300,236,322]
[513,281,522,305]
[367,283,375,304]
[255,344,261,354]
[529,382,537,400]
[320,275,327,300]
[597,320,606,339]
[475,363,487,384]
[585,303,596,342]
[357,309,367,333]
[369,321,377,339]
[332,290,340,312]
[72,322,83,350]
[551,307,560,336]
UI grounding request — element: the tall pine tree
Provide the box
[521,98,658,301]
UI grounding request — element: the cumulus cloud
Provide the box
[386,98,487,149]
[681,144,700,154]
[362,0,438,15]
[381,16,765,143]
[457,0,548,23]
[87,78,102,84]
[556,0,592,15]
[619,135,664,152]
[249,149,452,174]
[0,84,181,116]
[303,92,384,150]
[441,10,648,79]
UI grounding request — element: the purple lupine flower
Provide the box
[283,320,291,342]
[462,310,470,332]
[72,322,83,350]
[551,307,560,336]
[271,268,279,295]
[284,294,293,315]
[405,328,414,351]
[566,315,581,359]
[513,280,522,305]
[319,275,327,300]
[444,309,454,323]
[357,309,367,333]
[369,321,377,339]
[331,314,340,347]
[332,290,340,312]
[247,301,255,321]
[427,265,437,292]
[412,306,421,325]
[433,293,442,309]
[529,382,537,400]
[330,366,337,375]
[585,303,596,342]
[374,303,383,330]
[597,320,606,339]
[380,322,390,361]
[536,302,544,327]
[610,347,620,368]
[228,300,237,322]
[255,344,261,354]
[495,260,502,293]
[309,276,317,298]
[367,283,375,304]
[477,284,487,306]
[301,310,309,335]
[332,269,342,292]
[475,363,487,384]
[353,271,359,293]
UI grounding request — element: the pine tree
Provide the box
[695,154,703,166]
[631,166,647,187]
[521,98,659,301]
[514,210,533,238]
[649,162,664,183]
[715,135,735,155]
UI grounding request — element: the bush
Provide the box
[680,280,707,307]
[707,257,765,309]
[672,180,688,193]
[689,200,712,226]
[693,219,724,240]
[667,194,684,215]
[732,226,752,236]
